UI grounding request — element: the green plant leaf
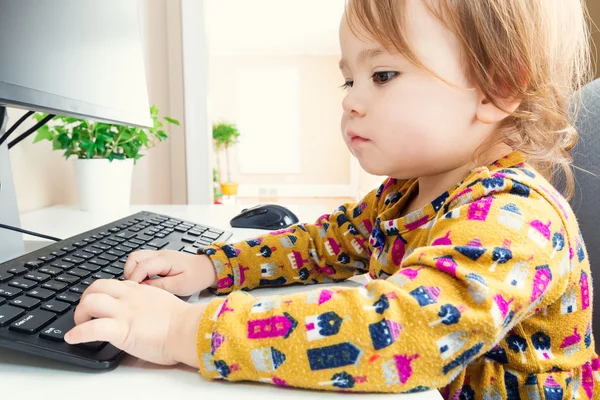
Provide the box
[33,125,54,143]
[164,117,180,126]
[150,104,159,116]
[80,139,94,159]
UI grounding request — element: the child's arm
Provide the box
[203,179,397,294]
[196,189,575,392]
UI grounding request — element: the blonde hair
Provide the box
[346,0,594,199]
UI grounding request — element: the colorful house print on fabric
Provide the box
[195,152,599,398]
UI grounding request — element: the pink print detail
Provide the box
[391,238,406,265]
[581,271,590,310]
[531,265,552,303]
[272,377,287,386]
[217,298,234,318]
[289,250,309,270]
[248,314,296,339]
[582,362,594,398]
[394,354,419,384]
[432,231,452,247]
[405,215,430,231]
[400,267,422,280]
[326,238,342,255]
[494,294,514,319]
[467,197,493,221]
[436,257,457,277]
[270,228,296,235]
[530,220,552,240]
[362,219,374,234]
[218,276,233,290]
[382,179,395,193]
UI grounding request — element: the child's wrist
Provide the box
[168,302,205,368]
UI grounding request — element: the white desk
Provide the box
[1,205,442,400]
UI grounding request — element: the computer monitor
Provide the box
[0,0,152,264]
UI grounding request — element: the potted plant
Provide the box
[212,121,241,197]
[33,105,179,212]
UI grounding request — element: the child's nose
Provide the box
[342,90,367,117]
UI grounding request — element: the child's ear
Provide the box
[476,94,521,125]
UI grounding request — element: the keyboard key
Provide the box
[116,231,136,240]
[140,245,157,251]
[114,246,132,253]
[0,305,25,327]
[108,236,126,243]
[51,261,74,270]
[187,230,201,237]
[38,266,62,276]
[25,260,45,269]
[117,276,125,281]
[102,267,123,276]
[136,234,154,242]
[80,263,101,273]
[56,274,79,284]
[117,223,130,230]
[112,262,125,270]
[27,288,55,301]
[100,238,119,246]
[81,277,96,286]
[174,226,188,233]
[78,341,107,351]
[73,242,87,248]
[92,272,115,280]
[7,265,27,275]
[50,250,66,258]
[181,246,197,254]
[39,310,75,341]
[73,252,93,260]
[202,231,222,241]
[121,242,139,250]
[181,236,195,244]
[0,272,14,283]
[91,234,104,241]
[10,310,56,334]
[10,296,41,310]
[109,227,121,233]
[69,285,88,294]
[63,256,84,265]
[0,285,23,299]
[129,226,142,232]
[9,279,37,290]
[147,240,169,249]
[98,253,118,262]
[89,258,109,267]
[61,246,77,253]
[93,243,111,251]
[83,247,102,255]
[83,238,96,244]
[42,281,68,292]
[56,292,81,304]
[25,272,51,283]
[41,300,70,314]
[38,254,56,263]
[129,238,145,246]
[107,249,125,257]
[98,231,111,237]
[68,268,90,278]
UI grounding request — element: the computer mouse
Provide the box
[230,204,300,230]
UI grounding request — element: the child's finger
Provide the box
[83,279,131,299]
[123,250,161,278]
[142,276,183,295]
[128,257,173,283]
[64,318,124,346]
[73,293,121,326]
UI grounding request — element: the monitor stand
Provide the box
[0,106,25,264]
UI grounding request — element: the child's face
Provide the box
[339,0,489,179]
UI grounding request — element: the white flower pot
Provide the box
[73,158,134,212]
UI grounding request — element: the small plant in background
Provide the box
[212,121,241,197]
[213,167,223,204]
[32,105,179,162]
[212,121,240,183]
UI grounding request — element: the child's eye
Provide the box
[339,80,354,90]
[372,71,398,85]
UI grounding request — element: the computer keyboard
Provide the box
[0,211,232,369]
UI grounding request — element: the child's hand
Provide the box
[65,279,205,368]
[123,250,216,296]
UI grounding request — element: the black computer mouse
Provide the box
[230,204,300,230]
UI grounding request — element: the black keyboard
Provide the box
[0,211,232,369]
